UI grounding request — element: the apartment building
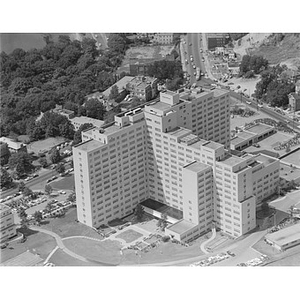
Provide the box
[73,88,280,242]
[153,33,174,45]
[0,203,17,243]
[126,76,158,101]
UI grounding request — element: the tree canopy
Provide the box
[239,55,268,77]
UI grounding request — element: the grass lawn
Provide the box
[63,237,121,264]
[115,229,143,243]
[49,249,95,266]
[51,174,75,191]
[266,251,300,266]
[0,231,56,264]
[41,208,103,239]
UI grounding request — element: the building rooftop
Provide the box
[280,148,300,168]
[184,161,210,173]
[279,162,300,182]
[236,131,256,141]
[213,88,229,98]
[102,76,134,97]
[146,100,172,112]
[231,136,246,146]
[167,219,197,234]
[255,154,277,167]
[0,203,10,212]
[269,190,300,212]
[204,141,223,151]
[71,116,105,128]
[265,223,300,247]
[168,127,191,138]
[220,155,244,167]
[74,139,104,152]
[245,123,274,135]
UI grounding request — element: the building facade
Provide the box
[153,33,174,45]
[73,88,280,241]
[0,203,17,243]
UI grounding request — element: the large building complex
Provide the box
[73,87,280,242]
[0,203,17,243]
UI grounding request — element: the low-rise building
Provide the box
[231,123,276,151]
[71,116,105,131]
[126,76,158,101]
[0,203,17,243]
[153,33,174,45]
[0,137,27,153]
[265,223,300,251]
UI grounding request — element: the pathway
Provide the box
[200,228,217,254]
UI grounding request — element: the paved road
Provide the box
[229,90,300,133]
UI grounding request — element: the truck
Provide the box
[196,67,201,81]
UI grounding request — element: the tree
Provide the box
[49,148,61,164]
[0,167,12,188]
[134,204,144,222]
[8,151,33,176]
[73,123,93,145]
[18,207,28,228]
[109,85,119,100]
[55,163,65,174]
[45,199,55,213]
[23,186,33,197]
[18,181,26,192]
[85,98,106,120]
[157,213,168,231]
[67,192,76,203]
[33,211,43,225]
[38,157,48,168]
[45,184,53,195]
[0,142,11,166]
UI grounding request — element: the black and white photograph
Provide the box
[0,1,299,300]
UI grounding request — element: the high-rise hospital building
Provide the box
[73,87,280,242]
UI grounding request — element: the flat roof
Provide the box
[231,136,246,146]
[213,88,228,97]
[71,117,104,127]
[270,190,300,212]
[168,127,191,138]
[167,219,197,234]
[102,76,134,97]
[279,163,300,181]
[0,203,10,212]
[204,141,223,150]
[102,124,121,135]
[265,223,300,247]
[220,155,244,167]
[255,154,277,167]
[0,251,43,266]
[146,101,171,111]
[188,139,210,150]
[246,123,274,135]
[281,148,300,167]
[184,161,210,173]
[74,139,104,152]
[236,131,256,140]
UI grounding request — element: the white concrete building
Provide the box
[73,88,280,241]
[0,203,17,243]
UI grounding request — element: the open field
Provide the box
[41,208,103,239]
[63,237,121,264]
[49,248,95,266]
[51,174,75,191]
[0,230,56,264]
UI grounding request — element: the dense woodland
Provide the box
[0,34,130,139]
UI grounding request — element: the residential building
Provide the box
[73,88,280,242]
[153,33,174,45]
[0,137,26,153]
[102,76,134,99]
[52,105,75,119]
[126,76,158,101]
[0,203,17,243]
[289,81,300,112]
[71,116,105,131]
[207,33,230,50]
